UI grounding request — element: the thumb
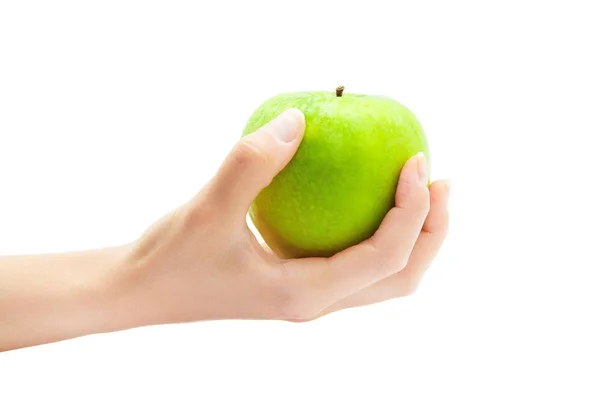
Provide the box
[206,108,305,219]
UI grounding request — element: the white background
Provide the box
[1,0,599,399]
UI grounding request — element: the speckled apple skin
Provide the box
[242,91,430,259]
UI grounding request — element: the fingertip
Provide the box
[277,108,305,141]
[427,179,451,207]
[444,180,451,209]
[208,109,306,219]
[395,153,430,208]
[438,179,451,202]
[265,108,304,143]
[398,152,429,186]
[286,107,305,126]
[416,152,429,186]
[443,180,451,202]
[430,179,450,193]
[421,180,451,234]
[290,108,306,140]
[397,153,418,186]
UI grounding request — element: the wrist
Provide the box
[99,242,175,333]
[82,244,140,335]
[49,245,139,341]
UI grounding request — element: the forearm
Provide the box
[0,246,134,351]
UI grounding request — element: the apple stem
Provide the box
[336,86,345,97]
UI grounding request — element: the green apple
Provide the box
[242,86,430,258]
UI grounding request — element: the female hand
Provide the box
[114,108,450,326]
[0,108,449,350]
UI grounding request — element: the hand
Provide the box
[112,108,450,326]
[0,108,449,350]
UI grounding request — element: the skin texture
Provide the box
[0,109,449,351]
[243,91,430,258]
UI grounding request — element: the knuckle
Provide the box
[366,235,410,277]
[400,276,421,297]
[385,254,410,278]
[396,176,413,202]
[181,203,214,231]
[231,139,271,171]
[374,253,398,277]
[364,238,392,274]
[178,192,221,232]
[397,186,430,216]
[437,223,449,240]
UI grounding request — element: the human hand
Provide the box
[110,108,450,327]
[0,108,449,351]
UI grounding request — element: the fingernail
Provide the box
[416,152,428,186]
[273,108,305,143]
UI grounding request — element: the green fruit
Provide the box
[242,86,430,258]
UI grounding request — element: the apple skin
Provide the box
[242,90,430,258]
